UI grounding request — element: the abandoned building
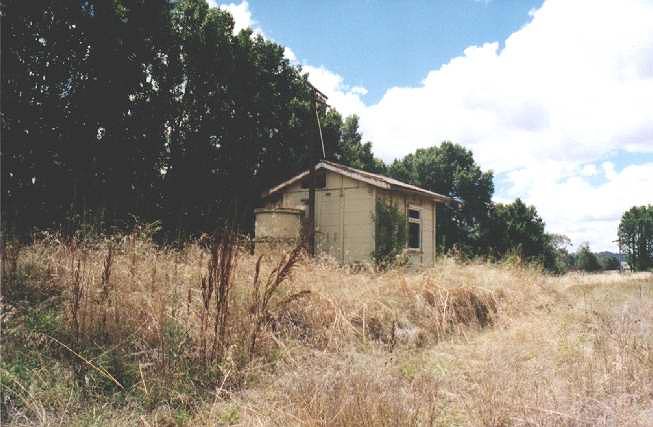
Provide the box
[254,160,455,266]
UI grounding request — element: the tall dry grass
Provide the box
[1,230,652,426]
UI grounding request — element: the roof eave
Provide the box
[261,169,310,198]
[387,184,453,204]
[262,161,460,208]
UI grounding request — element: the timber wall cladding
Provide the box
[267,170,436,265]
[377,190,436,267]
[340,175,374,263]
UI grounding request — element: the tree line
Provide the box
[338,117,652,272]
[3,0,650,272]
[2,0,345,238]
[337,119,564,271]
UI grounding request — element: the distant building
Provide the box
[255,161,455,266]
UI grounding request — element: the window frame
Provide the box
[407,206,422,250]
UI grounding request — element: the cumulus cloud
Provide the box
[359,0,653,168]
[283,47,298,63]
[209,1,296,62]
[209,0,653,250]
[208,0,263,35]
[302,65,369,118]
[220,1,254,33]
[350,0,653,250]
[504,162,653,251]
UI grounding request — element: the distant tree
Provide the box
[575,243,602,272]
[598,254,620,271]
[388,142,494,255]
[618,205,653,271]
[546,233,575,273]
[335,115,386,174]
[488,198,556,268]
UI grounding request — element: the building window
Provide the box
[301,171,326,189]
[408,208,421,250]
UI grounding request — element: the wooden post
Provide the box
[307,83,328,257]
[308,164,316,256]
[613,237,623,273]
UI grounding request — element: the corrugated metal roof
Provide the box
[263,160,458,205]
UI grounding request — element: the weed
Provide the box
[2,230,652,426]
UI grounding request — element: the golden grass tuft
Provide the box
[2,231,652,426]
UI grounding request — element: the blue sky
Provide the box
[215,0,653,252]
[247,0,543,103]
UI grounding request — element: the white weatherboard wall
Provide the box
[264,169,437,266]
[265,170,375,263]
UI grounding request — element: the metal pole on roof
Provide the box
[307,83,329,256]
[315,101,326,159]
[309,81,328,160]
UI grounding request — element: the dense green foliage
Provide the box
[2,0,578,272]
[575,243,602,272]
[334,115,387,174]
[372,200,407,267]
[618,205,653,271]
[487,199,558,269]
[388,142,494,255]
[2,0,343,238]
[598,253,620,271]
[387,144,570,271]
[545,234,577,273]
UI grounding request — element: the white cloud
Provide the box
[221,1,254,33]
[283,47,298,63]
[350,0,653,251]
[208,1,263,35]
[501,162,653,252]
[359,0,653,168]
[211,0,653,251]
[302,65,369,119]
[580,164,598,177]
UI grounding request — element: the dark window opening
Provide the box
[408,208,421,249]
[408,222,420,249]
[408,209,420,219]
[301,172,326,189]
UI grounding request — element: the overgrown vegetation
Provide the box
[2,230,652,425]
[3,0,587,272]
[388,142,494,256]
[1,0,358,238]
[1,228,307,424]
[372,200,407,267]
[575,243,602,272]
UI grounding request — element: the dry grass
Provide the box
[2,231,652,426]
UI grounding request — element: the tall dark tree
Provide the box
[598,253,620,271]
[487,198,556,268]
[335,115,386,174]
[2,0,176,233]
[161,0,341,235]
[618,205,653,271]
[2,0,342,239]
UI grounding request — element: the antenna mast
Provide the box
[306,82,329,256]
[310,83,328,159]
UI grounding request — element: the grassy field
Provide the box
[2,230,652,426]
